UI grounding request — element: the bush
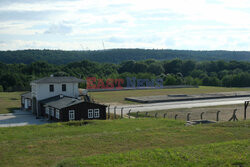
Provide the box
[164,74,177,85]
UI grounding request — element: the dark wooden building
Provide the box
[42,95,107,121]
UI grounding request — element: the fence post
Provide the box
[114,106,117,119]
[121,107,123,119]
[187,113,191,121]
[244,101,249,120]
[200,112,204,120]
[136,111,140,118]
[164,113,167,118]
[228,109,238,122]
[216,110,220,122]
[108,105,110,120]
[155,113,158,118]
[175,114,178,120]
[145,112,148,117]
[128,109,131,119]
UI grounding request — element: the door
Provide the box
[69,110,75,120]
[24,99,28,109]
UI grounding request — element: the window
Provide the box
[88,109,93,118]
[45,107,49,115]
[51,108,54,116]
[69,110,75,120]
[62,84,66,91]
[56,109,60,119]
[94,109,100,118]
[49,84,54,92]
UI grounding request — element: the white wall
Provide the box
[31,82,79,100]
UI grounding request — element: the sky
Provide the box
[0,0,250,51]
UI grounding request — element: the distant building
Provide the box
[21,76,106,121]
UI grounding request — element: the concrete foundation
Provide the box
[125,91,250,103]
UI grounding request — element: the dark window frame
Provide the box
[62,84,66,92]
[49,84,54,92]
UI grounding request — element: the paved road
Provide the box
[109,97,250,114]
[0,110,50,127]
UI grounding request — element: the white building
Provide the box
[30,76,83,117]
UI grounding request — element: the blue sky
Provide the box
[0,0,250,50]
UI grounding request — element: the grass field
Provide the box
[0,119,249,166]
[58,140,249,167]
[89,86,250,104]
[0,92,23,114]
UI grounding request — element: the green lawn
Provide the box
[0,119,249,167]
[58,140,250,167]
[0,92,24,114]
[89,86,250,104]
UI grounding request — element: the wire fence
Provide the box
[107,101,250,122]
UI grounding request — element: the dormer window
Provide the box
[62,84,66,91]
[49,84,54,92]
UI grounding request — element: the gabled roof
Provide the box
[31,76,82,84]
[41,95,107,110]
[43,96,83,109]
[21,92,31,99]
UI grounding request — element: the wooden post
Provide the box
[187,113,191,121]
[164,113,167,118]
[244,101,249,120]
[175,114,178,120]
[200,112,204,120]
[136,111,139,118]
[108,105,110,120]
[155,113,158,118]
[121,107,123,119]
[114,106,117,119]
[128,109,131,119]
[216,110,220,122]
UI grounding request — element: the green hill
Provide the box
[1,49,250,64]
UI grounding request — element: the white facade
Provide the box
[31,82,79,101]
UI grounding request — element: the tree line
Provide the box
[1,49,250,64]
[1,59,250,92]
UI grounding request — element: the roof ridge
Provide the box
[31,76,82,84]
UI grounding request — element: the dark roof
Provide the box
[42,95,107,109]
[43,96,84,109]
[39,95,61,104]
[21,92,31,99]
[31,76,82,84]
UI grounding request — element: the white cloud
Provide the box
[44,23,72,34]
[0,0,250,50]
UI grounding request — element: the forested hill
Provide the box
[1,49,250,64]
